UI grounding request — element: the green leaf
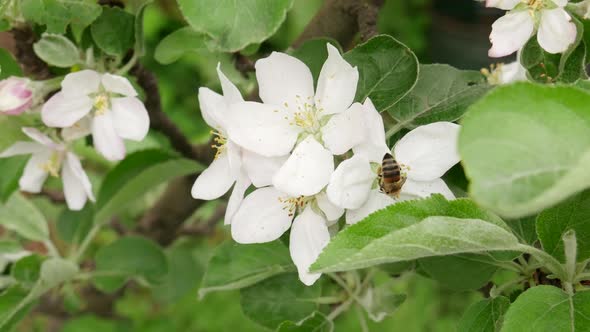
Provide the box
[56,205,93,245]
[506,216,537,245]
[343,34,418,112]
[94,149,201,224]
[310,195,516,273]
[130,0,153,57]
[290,38,341,85]
[21,0,102,34]
[458,296,509,332]
[0,193,49,242]
[536,189,590,262]
[93,236,168,293]
[557,16,587,83]
[11,255,43,288]
[358,281,406,322]
[154,27,208,65]
[419,254,498,291]
[276,311,334,332]
[388,64,490,131]
[33,33,80,67]
[520,36,560,83]
[0,19,9,32]
[177,0,293,52]
[459,83,590,218]
[501,285,590,332]
[153,245,203,303]
[0,48,22,79]
[240,273,321,329]
[90,6,135,56]
[0,286,32,332]
[31,257,78,296]
[0,156,26,203]
[60,315,122,332]
[199,240,293,299]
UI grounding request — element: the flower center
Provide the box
[278,195,310,217]
[481,63,503,85]
[93,94,109,116]
[39,152,62,177]
[210,130,227,159]
[288,95,323,134]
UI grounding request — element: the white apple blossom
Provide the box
[191,65,287,224]
[0,77,33,115]
[0,127,94,210]
[326,100,460,224]
[230,186,343,285]
[487,0,576,57]
[482,61,528,85]
[41,70,149,161]
[224,44,364,198]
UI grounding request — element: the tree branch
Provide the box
[10,27,51,80]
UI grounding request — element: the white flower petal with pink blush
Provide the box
[353,98,389,163]
[485,0,520,10]
[537,8,577,54]
[0,77,33,115]
[62,153,95,210]
[110,97,149,141]
[488,11,534,58]
[326,155,374,209]
[231,187,293,244]
[19,151,52,193]
[394,122,460,182]
[315,44,359,115]
[61,117,91,141]
[289,206,330,285]
[322,102,366,155]
[316,192,344,223]
[346,189,395,225]
[92,112,126,161]
[224,170,251,225]
[273,136,334,197]
[60,70,101,97]
[42,92,93,128]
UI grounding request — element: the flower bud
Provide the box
[0,77,33,115]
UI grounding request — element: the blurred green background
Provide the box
[13,0,507,331]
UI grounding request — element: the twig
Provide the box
[357,0,383,42]
[177,204,226,236]
[10,27,52,80]
[23,188,65,203]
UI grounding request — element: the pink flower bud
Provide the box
[0,77,33,115]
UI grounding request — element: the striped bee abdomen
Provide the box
[381,153,401,183]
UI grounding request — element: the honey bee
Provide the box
[378,153,406,197]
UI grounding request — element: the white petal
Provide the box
[217,64,244,104]
[488,11,534,57]
[191,150,236,200]
[41,92,93,128]
[289,206,330,286]
[22,127,59,149]
[316,191,344,223]
[552,0,568,7]
[241,148,288,187]
[226,102,299,157]
[224,170,251,225]
[394,122,460,181]
[61,70,100,97]
[198,87,226,130]
[315,44,359,115]
[61,153,94,210]
[353,98,390,163]
[497,61,527,84]
[537,8,577,54]
[401,178,455,200]
[231,187,293,244]
[19,151,51,193]
[273,136,334,197]
[255,52,315,113]
[322,102,366,155]
[101,73,138,97]
[485,0,520,10]
[91,112,126,161]
[110,97,150,141]
[326,155,374,209]
[346,189,395,225]
[0,142,45,158]
[61,117,92,141]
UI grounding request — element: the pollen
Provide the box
[93,94,110,115]
[289,95,322,133]
[39,152,62,177]
[278,196,310,217]
[210,130,227,159]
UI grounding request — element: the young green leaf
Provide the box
[11,255,43,288]
[153,245,203,303]
[343,35,418,112]
[177,0,293,52]
[457,296,509,332]
[557,16,587,83]
[358,281,406,322]
[94,149,201,224]
[506,216,538,245]
[31,258,79,297]
[387,64,490,131]
[90,6,135,56]
[93,236,168,293]
[312,215,520,273]
[460,83,590,218]
[56,205,94,245]
[520,36,560,83]
[154,27,208,65]
[536,189,590,263]
[0,156,26,203]
[0,48,22,79]
[199,240,294,299]
[0,286,32,332]
[502,285,590,331]
[0,193,49,242]
[240,273,321,329]
[418,254,499,291]
[276,311,334,332]
[33,34,80,68]
[20,0,102,34]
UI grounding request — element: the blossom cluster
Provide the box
[0,71,149,210]
[192,44,461,285]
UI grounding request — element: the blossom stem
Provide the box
[385,123,404,139]
[116,52,139,75]
[71,223,101,262]
[327,298,354,321]
[355,305,369,332]
[43,240,61,258]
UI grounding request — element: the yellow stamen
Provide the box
[210,130,227,159]
[39,152,62,177]
[278,196,310,217]
[94,94,109,115]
